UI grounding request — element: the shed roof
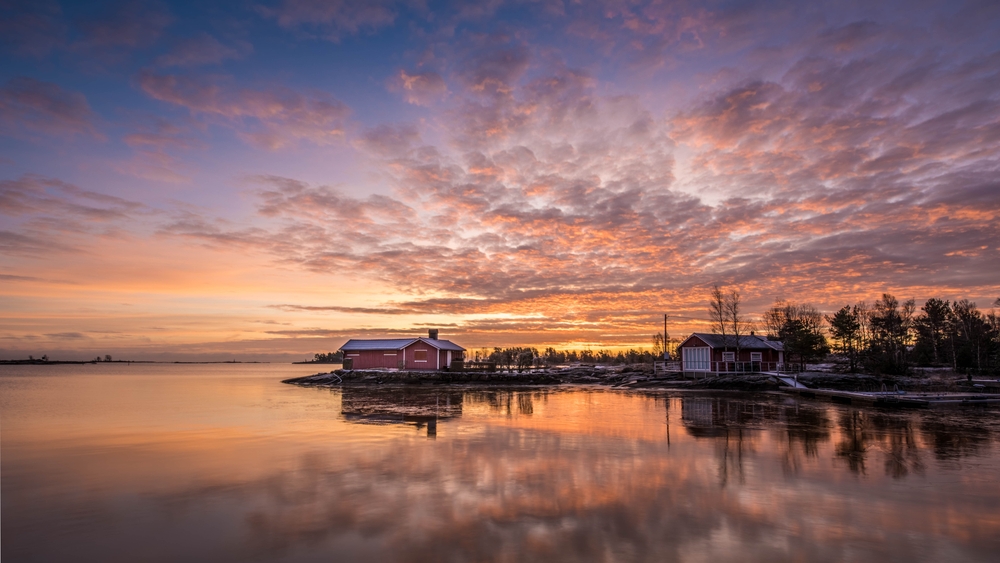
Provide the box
[340,337,466,352]
[680,333,784,351]
[415,337,465,351]
[340,338,416,351]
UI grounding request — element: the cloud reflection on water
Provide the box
[3,383,1000,562]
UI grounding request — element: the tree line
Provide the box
[827,295,1000,375]
[312,351,344,363]
[711,284,1000,375]
[471,346,673,372]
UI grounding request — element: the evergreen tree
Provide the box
[913,298,953,366]
[867,294,915,375]
[827,305,861,372]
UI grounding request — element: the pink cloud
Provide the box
[261,0,397,41]
[0,175,154,258]
[391,69,448,106]
[77,0,173,49]
[150,46,999,341]
[137,72,351,149]
[0,0,67,57]
[155,33,252,67]
[115,150,191,184]
[354,123,421,157]
[0,77,102,139]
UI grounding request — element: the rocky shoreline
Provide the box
[282,365,985,393]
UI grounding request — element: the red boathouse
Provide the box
[339,329,465,371]
[676,332,784,374]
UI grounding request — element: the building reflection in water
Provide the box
[340,387,464,438]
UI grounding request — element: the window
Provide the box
[722,352,735,362]
[383,353,396,356]
[414,349,428,362]
[750,352,762,362]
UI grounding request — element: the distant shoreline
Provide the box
[0,360,270,365]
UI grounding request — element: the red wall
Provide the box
[343,349,402,369]
[708,348,780,362]
[402,343,464,370]
[402,341,438,370]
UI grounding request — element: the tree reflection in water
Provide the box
[465,389,542,417]
[781,402,832,475]
[5,371,1000,563]
[836,410,870,475]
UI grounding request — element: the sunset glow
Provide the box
[2,0,998,360]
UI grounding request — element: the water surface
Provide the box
[3,363,1000,562]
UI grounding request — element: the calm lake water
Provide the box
[3,363,1000,562]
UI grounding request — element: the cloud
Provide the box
[122,116,200,151]
[43,332,87,339]
[137,72,351,149]
[155,33,252,67]
[115,150,191,184]
[157,38,999,343]
[0,175,145,220]
[0,77,101,139]
[77,0,173,49]
[457,43,530,95]
[0,273,78,284]
[0,0,67,57]
[118,116,201,183]
[261,0,397,41]
[5,0,999,351]
[390,69,448,106]
[354,123,421,157]
[0,175,152,257]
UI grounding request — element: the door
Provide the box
[682,347,710,371]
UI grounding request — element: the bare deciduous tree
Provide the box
[725,288,753,361]
[709,285,728,351]
[652,333,665,358]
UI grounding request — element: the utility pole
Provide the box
[663,314,670,359]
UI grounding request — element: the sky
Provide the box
[1,0,999,361]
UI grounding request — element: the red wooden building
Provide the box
[339,330,465,371]
[677,332,784,374]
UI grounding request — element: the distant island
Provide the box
[0,358,266,365]
[294,351,344,364]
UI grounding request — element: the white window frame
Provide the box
[413,349,428,362]
[750,352,762,362]
[722,352,735,362]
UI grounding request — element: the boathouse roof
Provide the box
[340,337,465,352]
[680,333,784,351]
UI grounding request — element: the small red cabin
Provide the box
[340,330,465,371]
[677,332,784,373]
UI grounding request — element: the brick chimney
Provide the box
[428,329,439,340]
